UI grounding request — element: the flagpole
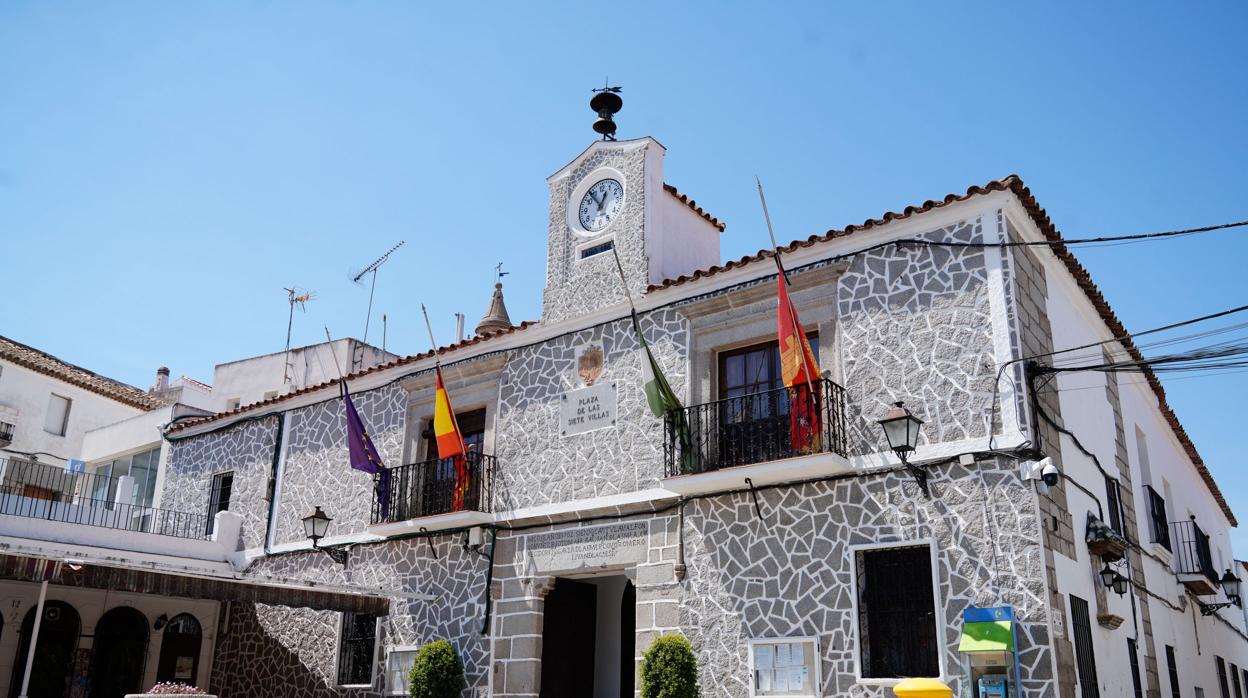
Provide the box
[323,327,348,397]
[756,176,791,285]
[609,246,639,315]
[420,304,440,361]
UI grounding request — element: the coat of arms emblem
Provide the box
[578,346,604,386]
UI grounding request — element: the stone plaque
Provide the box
[526,521,649,572]
[559,381,617,436]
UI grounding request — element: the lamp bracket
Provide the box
[1198,599,1239,616]
[902,458,931,499]
[314,543,349,567]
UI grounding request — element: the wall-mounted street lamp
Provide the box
[877,401,928,498]
[1199,569,1243,616]
[302,506,348,566]
[1098,561,1129,596]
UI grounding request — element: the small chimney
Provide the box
[152,366,170,393]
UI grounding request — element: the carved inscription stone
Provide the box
[526,521,648,573]
[559,381,617,437]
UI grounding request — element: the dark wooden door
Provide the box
[8,601,80,698]
[540,578,597,697]
[156,614,203,683]
[89,607,149,698]
[620,580,636,698]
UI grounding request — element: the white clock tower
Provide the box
[541,136,724,323]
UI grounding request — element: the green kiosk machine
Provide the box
[957,606,1020,698]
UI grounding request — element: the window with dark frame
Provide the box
[1105,476,1124,534]
[1231,663,1243,698]
[205,472,234,536]
[1167,645,1182,698]
[1147,485,1172,550]
[338,612,379,686]
[1069,594,1101,698]
[856,545,939,679]
[1128,639,1144,698]
[1218,657,1232,698]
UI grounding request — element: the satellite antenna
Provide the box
[283,287,315,385]
[351,241,405,345]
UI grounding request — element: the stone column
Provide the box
[490,575,555,698]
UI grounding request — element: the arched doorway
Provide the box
[8,601,81,698]
[156,614,203,684]
[89,606,149,698]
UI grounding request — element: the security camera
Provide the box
[1040,458,1060,487]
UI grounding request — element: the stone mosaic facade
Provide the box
[837,220,998,455]
[493,309,686,510]
[157,150,1085,698]
[164,418,278,550]
[273,384,407,545]
[542,141,651,323]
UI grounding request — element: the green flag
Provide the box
[630,312,696,470]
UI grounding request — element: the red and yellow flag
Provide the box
[777,274,823,452]
[433,366,469,510]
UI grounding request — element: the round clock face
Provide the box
[577,178,624,232]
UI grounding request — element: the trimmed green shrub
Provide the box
[640,633,700,698]
[408,638,466,698]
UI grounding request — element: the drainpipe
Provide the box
[17,578,49,698]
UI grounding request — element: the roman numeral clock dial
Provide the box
[577,178,624,233]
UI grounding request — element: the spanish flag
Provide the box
[777,273,822,452]
[433,366,469,510]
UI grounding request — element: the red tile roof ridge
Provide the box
[165,321,538,434]
[0,334,160,411]
[664,183,726,232]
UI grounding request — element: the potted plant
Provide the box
[408,638,466,698]
[640,634,699,698]
[126,683,211,697]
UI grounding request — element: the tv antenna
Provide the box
[283,287,315,385]
[352,241,405,345]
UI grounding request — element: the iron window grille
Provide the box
[855,545,939,679]
[338,612,378,686]
[205,472,234,536]
[1070,594,1101,698]
[1167,646,1181,698]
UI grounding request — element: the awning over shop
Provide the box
[0,552,391,615]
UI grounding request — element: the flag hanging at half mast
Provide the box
[343,383,391,520]
[776,273,823,452]
[631,312,683,418]
[433,366,470,511]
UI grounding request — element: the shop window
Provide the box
[749,637,819,697]
[854,544,939,679]
[337,612,379,686]
[156,613,203,683]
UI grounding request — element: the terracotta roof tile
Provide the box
[664,183,726,232]
[0,335,160,411]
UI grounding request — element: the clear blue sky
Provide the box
[2,3,1246,550]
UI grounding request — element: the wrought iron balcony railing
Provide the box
[1169,518,1217,582]
[0,458,210,540]
[371,451,494,524]
[663,378,848,478]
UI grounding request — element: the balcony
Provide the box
[0,458,210,540]
[662,379,850,495]
[369,451,494,532]
[1169,518,1218,595]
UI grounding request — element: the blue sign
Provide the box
[65,459,86,474]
